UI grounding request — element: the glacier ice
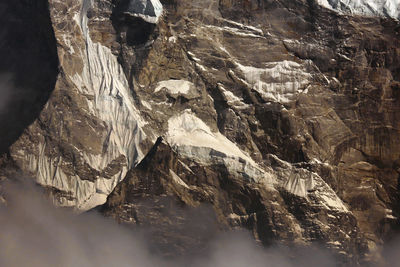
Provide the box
[21,0,147,210]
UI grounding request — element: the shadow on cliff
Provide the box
[110,0,158,92]
[0,0,59,154]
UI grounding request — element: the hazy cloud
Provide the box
[0,180,370,267]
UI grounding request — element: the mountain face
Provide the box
[1,0,400,265]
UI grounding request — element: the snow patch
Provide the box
[203,25,263,38]
[237,61,312,103]
[165,110,274,184]
[319,193,348,211]
[169,169,190,189]
[154,80,194,95]
[141,100,152,110]
[166,110,252,164]
[218,83,249,108]
[284,169,316,197]
[317,0,400,20]
[168,36,177,43]
[178,160,194,174]
[271,154,348,212]
[221,18,264,35]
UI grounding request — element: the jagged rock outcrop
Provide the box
[102,138,367,264]
[1,0,400,265]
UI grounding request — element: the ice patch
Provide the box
[237,61,312,103]
[271,155,348,212]
[166,110,253,164]
[218,83,242,103]
[218,83,250,108]
[385,209,397,220]
[319,193,348,211]
[168,36,177,43]
[317,0,400,20]
[195,63,207,72]
[203,25,263,38]
[154,80,194,95]
[221,18,264,35]
[284,169,316,197]
[165,110,274,184]
[169,169,190,189]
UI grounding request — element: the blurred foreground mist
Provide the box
[0,179,346,267]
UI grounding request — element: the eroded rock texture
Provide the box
[1,0,400,265]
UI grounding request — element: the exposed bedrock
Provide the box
[1,0,400,265]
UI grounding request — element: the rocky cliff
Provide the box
[1,0,400,265]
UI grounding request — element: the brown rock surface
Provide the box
[0,0,399,265]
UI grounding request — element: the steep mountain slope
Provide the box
[1,0,400,265]
[102,138,366,264]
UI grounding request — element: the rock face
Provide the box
[102,138,366,264]
[122,0,163,23]
[1,0,400,265]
